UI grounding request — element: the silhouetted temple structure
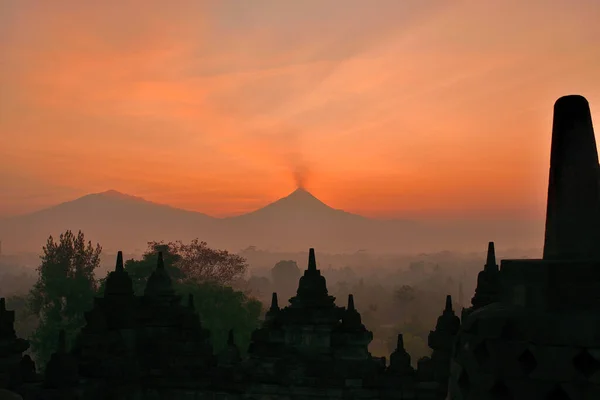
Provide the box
[0,298,29,397]
[0,249,452,399]
[449,95,600,399]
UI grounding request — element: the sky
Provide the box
[1,0,600,220]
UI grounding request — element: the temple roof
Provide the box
[340,294,363,328]
[44,330,79,388]
[484,242,498,273]
[435,295,460,334]
[288,248,337,309]
[0,297,16,338]
[104,251,134,297]
[218,329,241,366]
[144,252,176,297]
[388,333,413,374]
[471,242,500,310]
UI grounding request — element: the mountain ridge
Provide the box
[0,188,544,254]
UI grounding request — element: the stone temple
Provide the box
[449,95,600,399]
[0,249,458,399]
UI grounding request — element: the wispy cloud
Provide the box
[1,0,599,217]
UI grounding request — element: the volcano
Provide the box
[217,187,384,252]
[231,187,366,222]
[0,188,543,254]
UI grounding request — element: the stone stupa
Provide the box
[448,95,600,400]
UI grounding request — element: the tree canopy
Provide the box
[172,239,248,285]
[178,281,262,354]
[28,230,101,369]
[271,260,301,285]
[270,260,301,299]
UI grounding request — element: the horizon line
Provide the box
[0,187,546,222]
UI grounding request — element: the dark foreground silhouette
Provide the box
[450,95,600,399]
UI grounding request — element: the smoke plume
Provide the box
[293,162,310,189]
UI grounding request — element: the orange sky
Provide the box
[1,0,600,220]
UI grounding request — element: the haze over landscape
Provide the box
[3,3,600,397]
[2,0,600,254]
[0,187,545,253]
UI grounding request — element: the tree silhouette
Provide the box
[173,239,248,285]
[271,260,301,294]
[28,230,101,369]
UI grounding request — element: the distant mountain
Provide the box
[220,187,422,252]
[0,190,217,253]
[231,188,367,223]
[0,188,545,255]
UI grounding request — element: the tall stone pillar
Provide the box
[448,96,600,400]
[543,95,600,260]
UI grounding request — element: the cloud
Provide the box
[1,0,600,217]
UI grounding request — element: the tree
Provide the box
[28,230,101,369]
[394,285,416,304]
[271,260,301,293]
[271,260,301,282]
[246,275,272,301]
[172,239,248,285]
[394,285,416,324]
[178,281,262,354]
[409,261,425,274]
